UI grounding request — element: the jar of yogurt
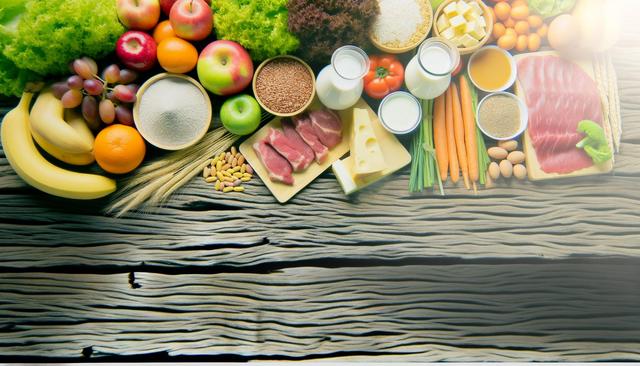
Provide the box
[316,45,370,110]
[378,91,422,134]
[405,38,460,100]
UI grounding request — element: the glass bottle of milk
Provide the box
[405,38,460,100]
[316,45,370,110]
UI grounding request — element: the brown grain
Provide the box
[255,58,314,114]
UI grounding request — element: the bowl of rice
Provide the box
[369,0,433,54]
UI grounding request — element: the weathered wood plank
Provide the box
[1,264,639,361]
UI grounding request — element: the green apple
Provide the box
[220,94,262,136]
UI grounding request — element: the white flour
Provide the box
[137,78,209,148]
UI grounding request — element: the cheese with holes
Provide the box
[351,107,386,176]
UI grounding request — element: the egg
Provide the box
[516,34,528,52]
[499,160,513,178]
[494,2,511,21]
[513,164,527,180]
[497,33,517,50]
[548,14,580,52]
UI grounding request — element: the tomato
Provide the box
[363,54,404,100]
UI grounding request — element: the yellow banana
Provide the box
[1,92,116,200]
[31,109,95,166]
[29,89,93,153]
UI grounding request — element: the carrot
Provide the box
[433,93,448,182]
[459,76,478,184]
[445,85,459,184]
[451,83,470,189]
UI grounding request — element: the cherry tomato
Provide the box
[363,54,405,100]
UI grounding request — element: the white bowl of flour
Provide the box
[134,73,212,150]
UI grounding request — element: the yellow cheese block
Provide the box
[351,107,386,176]
[332,100,411,195]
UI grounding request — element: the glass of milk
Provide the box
[405,38,460,100]
[316,45,370,110]
[378,91,422,134]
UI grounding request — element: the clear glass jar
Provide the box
[405,38,460,100]
[316,45,370,110]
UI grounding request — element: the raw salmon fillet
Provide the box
[517,55,602,174]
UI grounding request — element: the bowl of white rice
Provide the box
[133,73,212,150]
[369,0,433,54]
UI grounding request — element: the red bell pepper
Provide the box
[363,54,404,100]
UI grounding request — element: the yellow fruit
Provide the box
[504,17,516,28]
[516,34,528,52]
[510,5,529,20]
[528,15,543,28]
[505,27,517,38]
[1,93,116,199]
[493,22,507,38]
[537,23,549,38]
[29,89,93,154]
[494,2,511,21]
[528,33,541,51]
[497,33,517,50]
[514,20,530,34]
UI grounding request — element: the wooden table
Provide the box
[1,22,639,362]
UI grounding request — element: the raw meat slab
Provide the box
[514,51,613,181]
[240,98,356,203]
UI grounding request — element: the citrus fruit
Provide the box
[157,37,198,74]
[153,20,176,44]
[94,125,146,174]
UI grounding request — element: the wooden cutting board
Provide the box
[513,51,613,181]
[239,98,357,203]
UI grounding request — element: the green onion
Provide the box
[467,73,490,186]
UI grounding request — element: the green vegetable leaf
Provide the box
[576,120,612,165]
[529,0,576,18]
[212,0,299,61]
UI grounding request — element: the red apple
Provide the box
[116,0,161,31]
[197,40,254,96]
[116,31,158,72]
[160,0,210,16]
[170,0,213,41]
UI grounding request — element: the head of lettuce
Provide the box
[0,0,125,97]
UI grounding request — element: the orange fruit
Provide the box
[494,2,511,21]
[493,22,506,39]
[157,37,198,74]
[94,125,146,174]
[153,20,177,44]
[514,20,530,35]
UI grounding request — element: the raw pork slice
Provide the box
[282,119,316,168]
[266,127,313,172]
[517,55,602,174]
[253,140,294,185]
[292,113,329,164]
[308,108,343,148]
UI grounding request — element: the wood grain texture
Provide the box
[1,264,639,361]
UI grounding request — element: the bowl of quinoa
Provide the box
[369,0,433,54]
[252,55,316,117]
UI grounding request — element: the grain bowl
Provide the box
[252,55,315,117]
[133,73,212,151]
[369,0,433,54]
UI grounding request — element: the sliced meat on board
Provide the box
[282,119,316,169]
[292,113,329,164]
[308,109,343,149]
[517,55,603,174]
[253,140,294,185]
[266,127,313,172]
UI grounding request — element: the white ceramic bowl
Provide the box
[134,73,212,150]
[468,46,517,93]
[476,92,528,141]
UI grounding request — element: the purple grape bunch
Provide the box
[52,57,139,126]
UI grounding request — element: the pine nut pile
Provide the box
[203,146,254,193]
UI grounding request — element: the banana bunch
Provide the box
[1,91,116,200]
